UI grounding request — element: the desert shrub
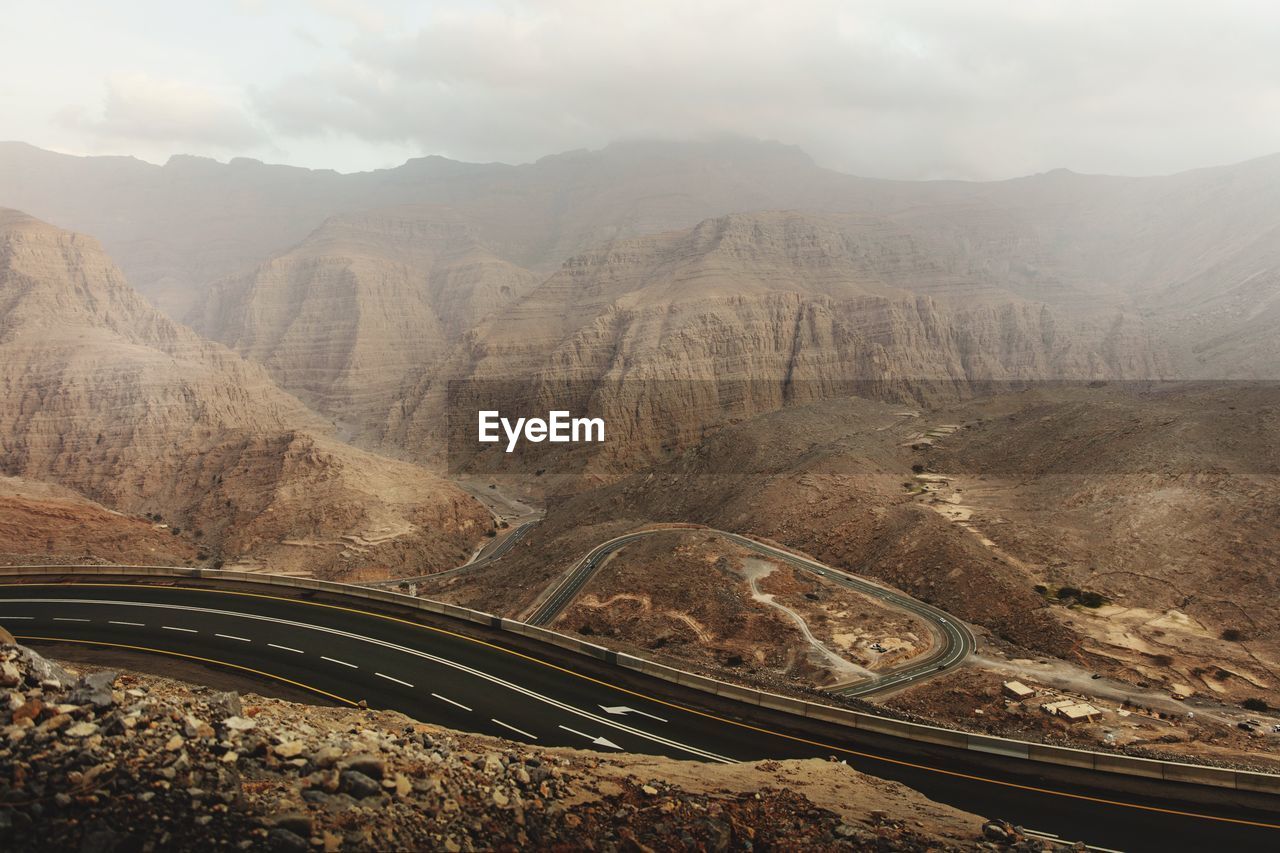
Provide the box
[911,463,926,474]
[1033,584,1048,595]
[1221,628,1247,642]
[1243,697,1270,712]
[1149,654,1174,667]
[1079,591,1107,608]
[1056,586,1082,600]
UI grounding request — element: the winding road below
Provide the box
[526,527,975,698]
[1,578,1278,851]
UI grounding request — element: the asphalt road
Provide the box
[367,520,538,589]
[526,528,976,697]
[3,581,1278,851]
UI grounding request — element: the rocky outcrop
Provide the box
[394,211,1161,475]
[0,210,488,578]
[0,476,198,566]
[0,643,992,851]
[194,208,539,437]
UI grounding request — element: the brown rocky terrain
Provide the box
[910,382,1280,710]
[547,529,930,691]
[0,209,489,578]
[0,476,197,566]
[194,207,539,437]
[396,210,1161,476]
[421,397,1072,659]
[0,642,1004,851]
[421,385,1280,764]
[884,666,1280,773]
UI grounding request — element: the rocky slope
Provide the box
[916,382,1280,708]
[194,207,539,437]
[0,643,1004,851]
[399,210,1160,476]
[0,209,488,578]
[0,476,197,566]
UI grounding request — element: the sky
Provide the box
[3,0,1280,180]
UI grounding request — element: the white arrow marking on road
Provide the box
[598,705,667,723]
[558,725,622,749]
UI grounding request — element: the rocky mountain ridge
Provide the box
[0,210,488,578]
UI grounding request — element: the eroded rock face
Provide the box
[393,211,1162,475]
[0,210,488,578]
[194,208,540,438]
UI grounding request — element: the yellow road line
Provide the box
[15,634,358,707]
[8,581,1280,831]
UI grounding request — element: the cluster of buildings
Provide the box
[1003,680,1103,723]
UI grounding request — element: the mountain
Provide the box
[0,139,883,320]
[0,209,488,577]
[193,207,540,437]
[391,210,1161,475]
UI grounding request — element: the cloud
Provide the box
[61,73,266,151]
[247,0,1280,179]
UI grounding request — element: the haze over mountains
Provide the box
[0,209,487,574]
[3,136,1280,564]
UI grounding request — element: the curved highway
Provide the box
[366,520,539,589]
[526,527,976,697]
[1,579,1278,851]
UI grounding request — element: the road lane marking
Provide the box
[215,633,251,642]
[431,693,471,711]
[599,704,667,722]
[558,725,621,749]
[109,620,145,627]
[0,616,33,620]
[5,595,732,764]
[13,586,1280,832]
[322,656,357,669]
[163,626,197,633]
[268,643,303,654]
[375,672,414,687]
[54,617,90,622]
[11,635,356,706]
[492,718,537,740]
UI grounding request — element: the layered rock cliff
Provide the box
[0,210,488,578]
[392,211,1162,475]
[194,207,539,437]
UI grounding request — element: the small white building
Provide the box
[1003,680,1035,700]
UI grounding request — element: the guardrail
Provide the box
[3,563,1278,796]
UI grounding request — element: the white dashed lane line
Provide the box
[375,672,414,688]
[0,616,33,620]
[321,656,357,669]
[109,620,145,627]
[431,693,471,712]
[492,719,538,740]
[54,617,90,622]
[268,643,304,654]
[215,634,251,642]
[162,626,197,633]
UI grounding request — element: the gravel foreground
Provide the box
[1,643,1066,851]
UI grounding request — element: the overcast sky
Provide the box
[4,0,1280,180]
